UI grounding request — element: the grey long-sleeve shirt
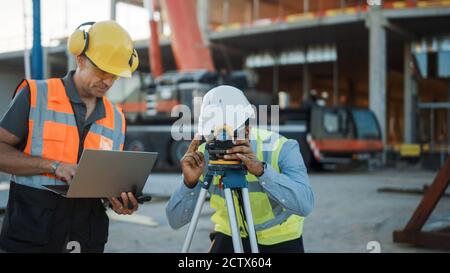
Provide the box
[165,138,315,229]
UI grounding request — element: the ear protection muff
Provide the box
[129,49,139,73]
[69,21,139,75]
[68,21,96,56]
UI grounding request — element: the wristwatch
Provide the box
[256,161,267,177]
[51,161,61,175]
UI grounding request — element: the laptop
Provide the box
[43,149,158,198]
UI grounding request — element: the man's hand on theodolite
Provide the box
[181,135,265,190]
[181,135,205,188]
[224,139,264,177]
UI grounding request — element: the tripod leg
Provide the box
[224,188,244,253]
[241,188,259,253]
[181,187,209,253]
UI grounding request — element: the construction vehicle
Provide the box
[116,0,383,171]
[117,70,383,170]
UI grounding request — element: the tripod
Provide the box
[181,163,259,253]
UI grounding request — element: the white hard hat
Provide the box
[198,85,255,136]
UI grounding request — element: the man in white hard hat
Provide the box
[166,85,314,253]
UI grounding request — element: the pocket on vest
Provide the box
[41,122,68,160]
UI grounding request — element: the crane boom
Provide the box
[164,0,215,72]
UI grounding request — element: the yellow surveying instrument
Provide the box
[181,125,259,253]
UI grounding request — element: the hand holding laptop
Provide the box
[108,192,139,215]
[44,150,158,215]
[54,162,140,214]
[53,159,139,213]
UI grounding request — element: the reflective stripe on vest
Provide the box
[12,79,126,189]
[198,127,304,245]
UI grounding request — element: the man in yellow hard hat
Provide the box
[0,20,139,253]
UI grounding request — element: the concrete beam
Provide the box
[383,6,450,19]
[209,7,450,41]
[209,12,365,40]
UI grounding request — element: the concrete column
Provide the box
[22,0,31,79]
[66,48,76,73]
[197,0,210,46]
[223,0,230,25]
[110,0,117,20]
[447,83,450,149]
[367,7,387,146]
[404,42,418,144]
[43,47,49,79]
[273,64,279,105]
[302,62,310,103]
[253,0,260,20]
[303,0,309,12]
[333,61,339,106]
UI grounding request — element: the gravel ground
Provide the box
[1,169,449,253]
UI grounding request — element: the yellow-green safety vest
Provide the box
[198,127,304,245]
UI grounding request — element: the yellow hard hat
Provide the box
[68,20,139,78]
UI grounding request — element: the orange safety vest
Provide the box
[12,78,126,189]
